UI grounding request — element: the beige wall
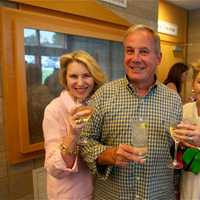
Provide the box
[186,8,200,100]
[157,0,188,102]
[187,9,200,65]
[97,0,158,28]
[0,0,158,199]
[157,0,187,82]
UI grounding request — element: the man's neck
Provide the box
[131,78,156,97]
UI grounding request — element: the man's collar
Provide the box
[125,75,158,87]
[124,75,159,96]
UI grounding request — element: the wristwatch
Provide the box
[60,143,78,155]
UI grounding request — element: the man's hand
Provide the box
[97,144,145,167]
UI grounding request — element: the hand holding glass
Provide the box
[169,123,183,169]
[74,102,94,145]
[74,105,94,124]
[175,118,198,148]
[132,119,148,160]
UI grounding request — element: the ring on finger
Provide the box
[187,135,193,142]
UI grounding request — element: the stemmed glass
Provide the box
[74,99,94,145]
[132,118,148,160]
[168,122,183,169]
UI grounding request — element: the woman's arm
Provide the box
[43,107,79,178]
[43,104,92,177]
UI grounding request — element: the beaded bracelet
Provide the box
[60,143,79,155]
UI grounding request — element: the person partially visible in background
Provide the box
[43,50,107,200]
[164,62,189,97]
[163,62,189,199]
[173,68,200,200]
[44,68,63,97]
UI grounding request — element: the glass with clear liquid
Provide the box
[132,119,148,159]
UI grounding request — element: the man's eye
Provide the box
[126,49,134,55]
[140,49,149,55]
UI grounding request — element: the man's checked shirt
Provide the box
[81,77,182,200]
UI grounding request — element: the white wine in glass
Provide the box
[74,105,94,123]
[169,125,183,169]
[74,103,94,146]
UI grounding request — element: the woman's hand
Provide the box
[174,122,200,148]
[68,105,93,135]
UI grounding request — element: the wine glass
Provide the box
[74,104,94,123]
[74,99,94,145]
[168,122,183,169]
[132,118,148,160]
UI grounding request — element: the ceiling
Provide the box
[166,0,200,10]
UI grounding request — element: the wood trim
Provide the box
[21,9,126,41]
[1,7,45,163]
[14,20,44,153]
[9,0,130,27]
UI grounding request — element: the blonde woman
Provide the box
[43,50,107,200]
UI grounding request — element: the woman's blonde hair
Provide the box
[59,50,107,92]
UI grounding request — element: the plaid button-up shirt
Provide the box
[81,77,182,200]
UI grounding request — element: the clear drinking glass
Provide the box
[74,100,94,145]
[168,122,183,169]
[74,104,94,123]
[132,119,148,160]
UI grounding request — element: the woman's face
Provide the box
[66,61,95,101]
[193,72,200,102]
[181,71,188,81]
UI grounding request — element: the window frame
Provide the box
[1,7,128,163]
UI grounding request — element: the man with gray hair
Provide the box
[81,24,182,200]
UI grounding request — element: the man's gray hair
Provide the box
[123,24,161,54]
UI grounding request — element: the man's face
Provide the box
[123,30,162,85]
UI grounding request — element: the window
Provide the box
[24,28,124,145]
